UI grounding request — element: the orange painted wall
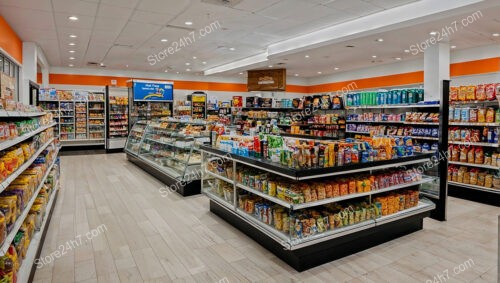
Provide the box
[45,57,500,94]
[0,16,22,64]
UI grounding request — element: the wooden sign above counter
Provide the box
[247,68,286,92]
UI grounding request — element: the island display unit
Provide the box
[200,144,436,271]
[124,119,211,196]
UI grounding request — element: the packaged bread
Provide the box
[463,171,470,184]
[459,147,468,162]
[467,147,475,163]
[477,172,486,187]
[475,148,484,164]
[451,146,459,161]
[469,169,478,185]
[484,152,492,165]
[484,174,493,188]
[492,153,498,167]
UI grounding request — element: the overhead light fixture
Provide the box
[68,16,78,21]
[334,67,339,70]
[229,47,235,51]
[268,65,273,68]
[404,49,410,53]
[69,57,75,60]
[317,71,322,74]
[294,74,299,76]
[239,72,243,75]
[492,33,500,37]
[164,70,168,72]
[451,45,457,49]
[100,62,104,66]
[395,57,402,60]
[68,64,74,67]
[185,21,193,25]
[305,55,310,58]
[202,61,207,65]
[176,71,179,74]
[376,38,384,42]
[126,65,129,68]
[69,50,75,53]
[429,31,437,36]
[192,56,197,59]
[204,52,268,76]
[186,68,191,71]
[372,55,377,58]
[69,43,76,46]
[185,62,190,66]
[161,38,168,42]
[69,34,77,38]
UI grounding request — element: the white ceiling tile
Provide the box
[232,0,282,12]
[0,6,55,31]
[97,4,134,19]
[101,0,140,8]
[51,0,98,17]
[0,0,52,11]
[256,0,317,20]
[54,12,95,29]
[364,0,420,10]
[137,0,191,15]
[115,21,162,48]
[90,29,122,44]
[94,17,128,32]
[130,10,176,25]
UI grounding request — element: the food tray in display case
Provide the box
[125,119,212,196]
[200,145,437,271]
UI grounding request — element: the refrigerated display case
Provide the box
[125,119,212,196]
[106,86,129,151]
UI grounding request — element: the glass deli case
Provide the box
[125,119,212,196]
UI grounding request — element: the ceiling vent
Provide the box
[201,0,242,8]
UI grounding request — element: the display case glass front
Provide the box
[125,119,212,180]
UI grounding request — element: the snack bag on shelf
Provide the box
[475,84,486,101]
[458,86,467,101]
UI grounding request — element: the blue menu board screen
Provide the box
[133,81,173,101]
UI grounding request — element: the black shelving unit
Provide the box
[200,145,437,271]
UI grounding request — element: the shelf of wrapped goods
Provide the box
[346,120,405,124]
[450,100,499,105]
[17,178,59,282]
[448,161,499,170]
[449,141,499,147]
[292,176,436,210]
[449,122,500,126]
[404,122,440,126]
[374,201,436,226]
[203,189,235,211]
[408,136,439,141]
[345,131,370,135]
[0,110,47,117]
[135,155,182,179]
[448,181,500,194]
[235,208,291,244]
[236,183,293,209]
[205,171,234,184]
[345,104,440,110]
[0,137,56,192]
[0,122,56,152]
[200,145,434,181]
[0,146,59,255]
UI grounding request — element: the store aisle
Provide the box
[33,153,497,283]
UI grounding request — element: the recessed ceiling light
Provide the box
[239,72,243,75]
[229,47,235,51]
[268,65,273,68]
[68,64,74,67]
[202,61,207,65]
[334,67,339,70]
[126,65,129,68]
[69,34,77,38]
[404,49,410,53]
[429,31,437,36]
[395,57,402,60]
[305,55,310,58]
[69,43,76,46]
[68,16,78,21]
[451,45,457,49]
[176,71,179,74]
[372,55,377,58]
[376,38,384,42]
[492,33,500,37]
[161,38,168,42]
[317,71,322,74]
[100,62,104,66]
[69,57,75,60]
[69,50,75,53]
[164,70,168,72]
[185,62,190,66]
[185,21,193,25]
[186,68,191,71]
[294,74,299,76]
[192,56,197,59]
